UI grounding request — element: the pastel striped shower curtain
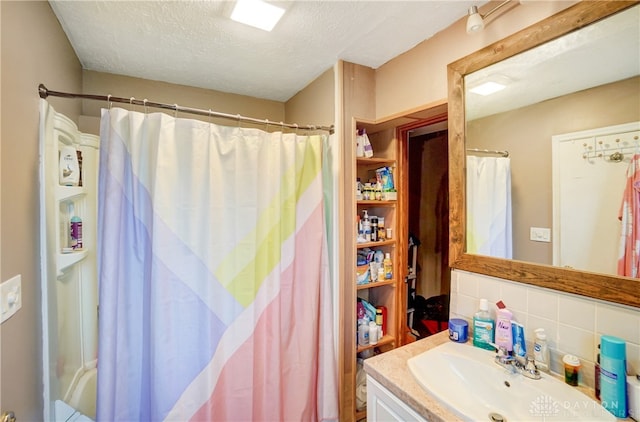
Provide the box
[96,107,338,421]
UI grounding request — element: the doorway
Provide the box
[400,116,450,341]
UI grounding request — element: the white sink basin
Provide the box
[407,341,615,421]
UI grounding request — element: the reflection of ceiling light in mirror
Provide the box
[469,81,507,96]
[231,0,285,32]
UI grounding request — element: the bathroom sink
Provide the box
[407,341,615,422]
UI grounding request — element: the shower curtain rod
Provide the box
[38,84,334,134]
[466,147,509,157]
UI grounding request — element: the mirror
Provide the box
[463,4,639,273]
[448,1,640,308]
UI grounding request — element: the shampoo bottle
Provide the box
[472,298,495,350]
[600,335,628,418]
[533,328,550,372]
[68,203,83,250]
[495,301,513,352]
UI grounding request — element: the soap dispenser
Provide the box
[533,328,550,373]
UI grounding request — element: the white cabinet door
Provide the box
[366,375,427,422]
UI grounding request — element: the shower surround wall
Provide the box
[450,269,640,389]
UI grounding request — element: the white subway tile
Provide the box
[477,277,502,308]
[528,287,559,321]
[558,324,594,362]
[558,295,596,331]
[499,280,528,312]
[626,342,639,376]
[457,271,479,297]
[595,303,640,344]
[457,294,479,320]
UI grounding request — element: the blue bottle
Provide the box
[600,335,627,418]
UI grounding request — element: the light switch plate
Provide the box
[1,274,22,323]
[530,227,551,243]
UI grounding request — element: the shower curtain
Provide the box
[466,156,513,258]
[96,107,338,421]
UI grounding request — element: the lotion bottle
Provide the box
[533,328,550,372]
[472,298,495,350]
[494,301,513,352]
[600,335,628,418]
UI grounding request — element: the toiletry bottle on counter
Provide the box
[494,301,513,352]
[533,328,550,373]
[472,298,495,350]
[595,344,601,399]
[600,335,628,418]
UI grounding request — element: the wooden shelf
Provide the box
[357,278,395,290]
[356,157,395,165]
[356,199,396,206]
[356,334,395,353]
[356,239,395,249]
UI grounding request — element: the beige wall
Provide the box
[375,1,578,119]
[80,70,287,135]
[467,76,640,264]
[285,67,335,128]
[1,1,83,420]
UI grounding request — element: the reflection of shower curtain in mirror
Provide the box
[618,153,640,278]
[466,156,513,258]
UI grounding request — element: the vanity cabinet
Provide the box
[366,376,427,422]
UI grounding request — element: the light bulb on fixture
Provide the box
[466,1,514,35]
[466,6,484,33]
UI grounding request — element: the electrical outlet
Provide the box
[1,274,22,324]
[530,227,551,243]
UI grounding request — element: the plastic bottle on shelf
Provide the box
[362,210,371,242]
[383,253,393,279]
[371,217,378,242]
[68,203,83,250]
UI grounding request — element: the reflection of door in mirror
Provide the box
[553,122,640,276]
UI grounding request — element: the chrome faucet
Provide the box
[493,345,541,380]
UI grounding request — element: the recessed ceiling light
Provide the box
[469,81,507,96]
[231,0,285,32]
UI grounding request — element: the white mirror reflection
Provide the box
[464,5,640,277]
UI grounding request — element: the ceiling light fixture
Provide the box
[231,0,285,32]
[466,1,513,34]
[469,81,506,96]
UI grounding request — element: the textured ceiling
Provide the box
[49,0,481,102]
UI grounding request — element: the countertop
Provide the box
[363,331,605,422]
[363,331,462,422]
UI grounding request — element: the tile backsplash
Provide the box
[449,270,640,389]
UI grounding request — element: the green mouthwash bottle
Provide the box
[473,298,495,350]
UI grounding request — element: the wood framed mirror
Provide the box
[448,1,640,308]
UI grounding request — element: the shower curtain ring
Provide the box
[293,123,298,135]
[236,114,241,127]
[107,94,112,110]
[174,104,178,118]
[143,99,148,114]
[265,119,270,131]
[208,109,213,123]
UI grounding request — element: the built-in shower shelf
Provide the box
[56,185,87,202]
[57,249,88,275]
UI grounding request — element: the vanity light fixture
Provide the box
[466,1,514,34]
[231,0,285,32]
